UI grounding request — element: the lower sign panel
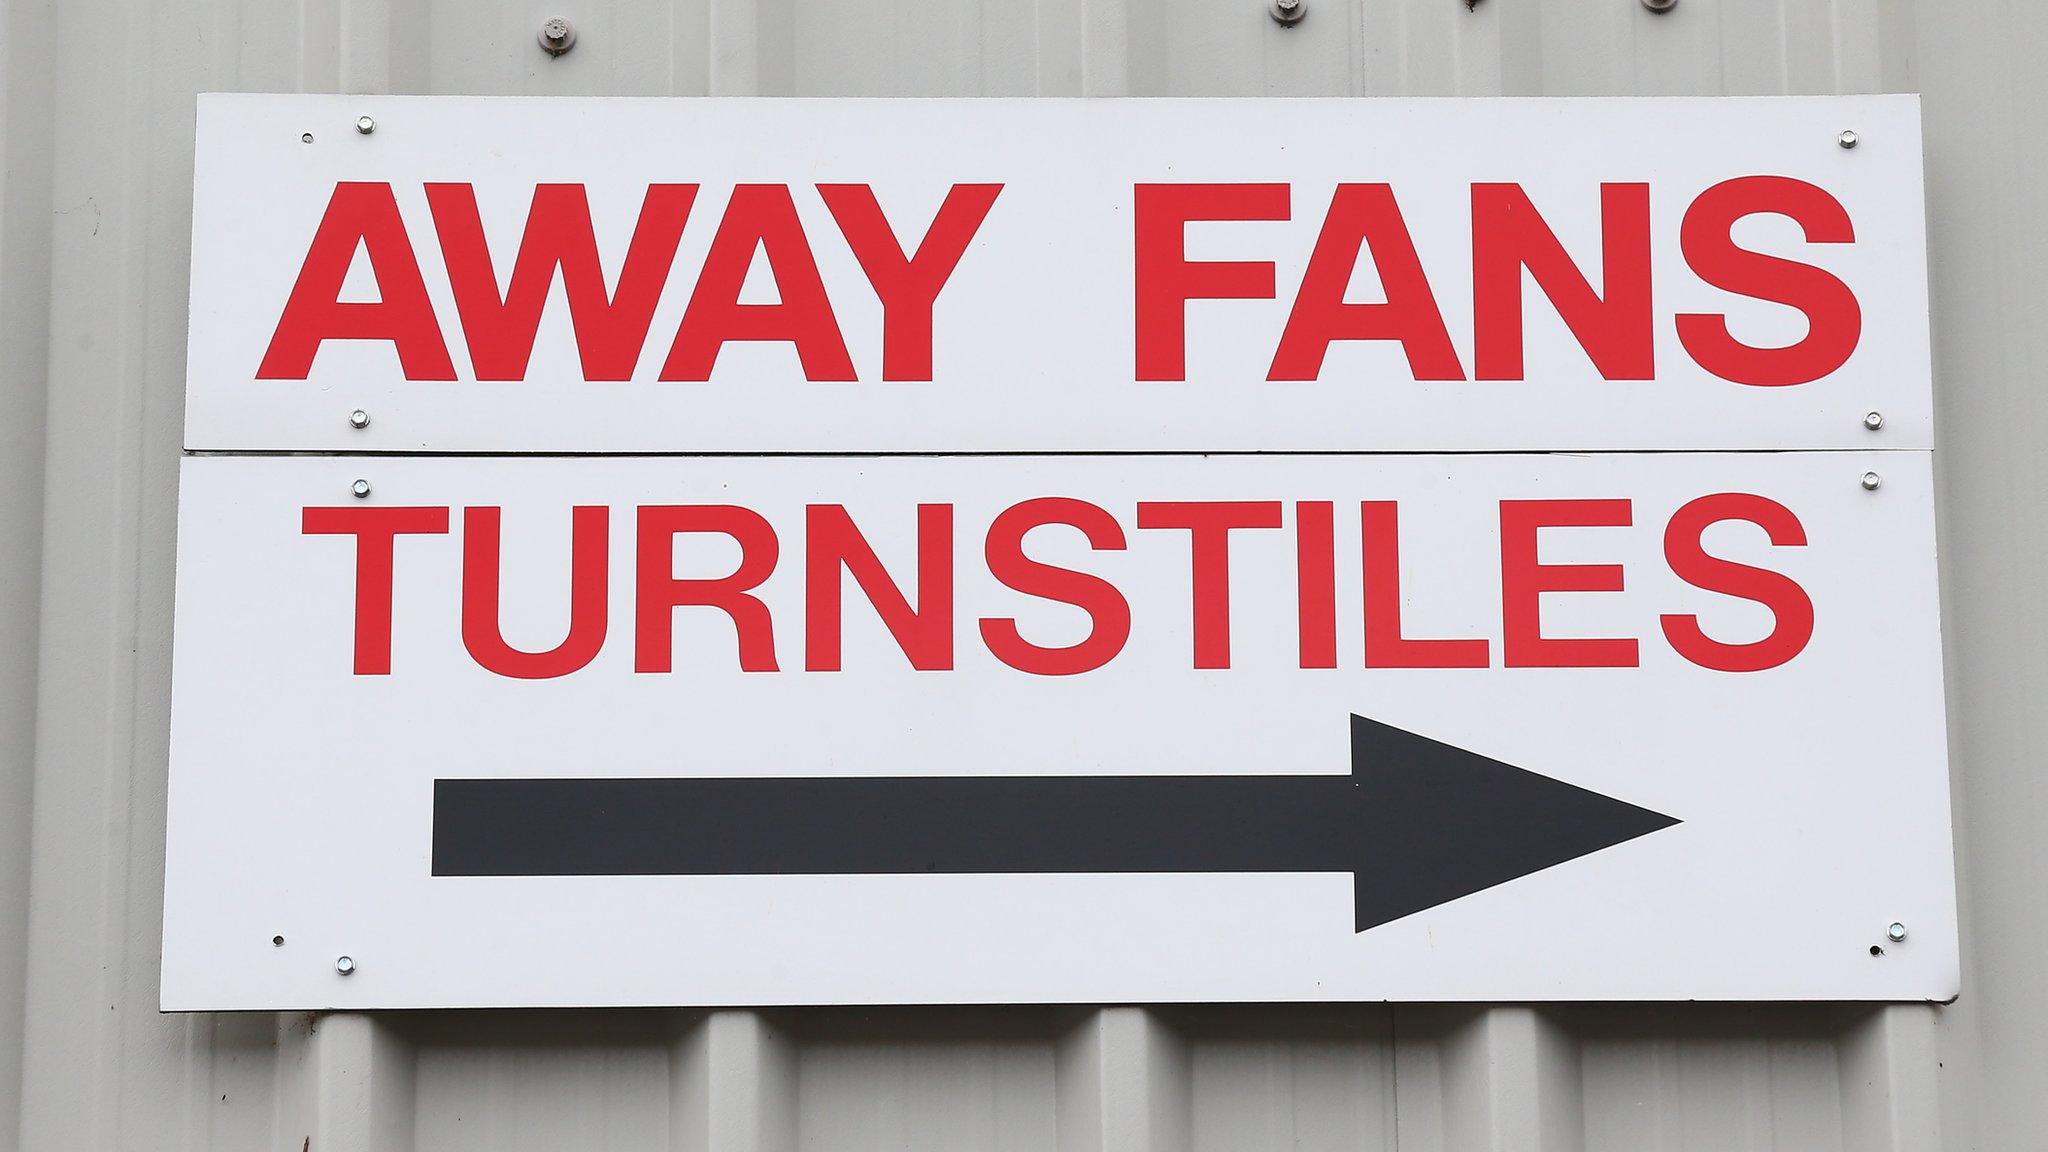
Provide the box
[163,452,1956,1008]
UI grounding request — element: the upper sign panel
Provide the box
[185,94,1931,453]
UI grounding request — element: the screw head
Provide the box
[1839,129,1859,149]
[1863,411,1884,431]
[1887,922,1908,942]
[1861,471,1882,491]
[1269,0,1306,25]
[539,16,577,55]
[356,115,375,135]
[350,478,372,499]
[335,955,356,975]
[1641,0,1677,12]
[349,408,370,430]
[300,132,314,144]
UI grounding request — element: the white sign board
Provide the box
[184,95,1929,453]
[165,95,1956,1010]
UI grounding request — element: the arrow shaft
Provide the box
[432,775,1367,877]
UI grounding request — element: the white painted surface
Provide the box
[184,94,1932,453]
[163,451,1955,1008]
[9,0,2044,1148]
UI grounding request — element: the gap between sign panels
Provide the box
[181,447,1927,459]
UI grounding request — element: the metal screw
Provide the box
[1863,411,1884,431]
[350,478,372,499]
[1861,471,1882,491]
[356,115,375,135]
[1269,0,1306,25]
[539,16,577,55]
[349,409,371,430]
[335,955,356,975]
[1641,0,1677,12]
[1887,922,1908,942]
[300,133,314,144]
[1839,129,1859,150]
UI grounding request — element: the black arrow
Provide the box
[432,714,1679,931]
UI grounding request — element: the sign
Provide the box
[164,95,1956,1010]
[185,95,1930,453]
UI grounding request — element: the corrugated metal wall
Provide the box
[1,0,2038,1147]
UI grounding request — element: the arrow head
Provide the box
[1346,714,1679,932]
